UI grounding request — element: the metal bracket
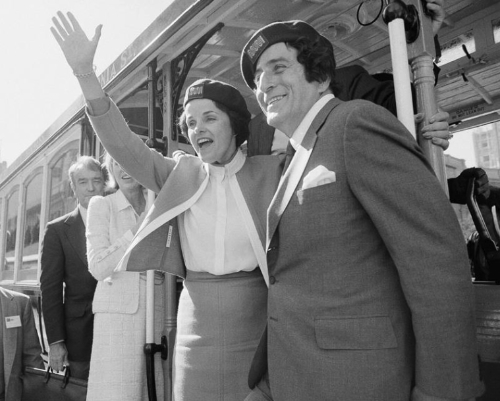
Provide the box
[169,22,225,141]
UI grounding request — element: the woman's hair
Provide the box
[103,152,143,193]
[286,36,341,96]
[103,152,118,190]
[178,100,250,149]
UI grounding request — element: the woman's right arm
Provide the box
[86,196,132,281]
[51,12,176,191]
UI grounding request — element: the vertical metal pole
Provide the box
[388,17,416,137]
[148,59,158,147]
[146,270,155,343]
[163,61,179,155]
[407,0,448,194]
[145,59,160,401]
[162,61,177,401]
[146,59,158,237]
[145,270,157,401]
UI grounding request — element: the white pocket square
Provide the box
[302,166,336,190]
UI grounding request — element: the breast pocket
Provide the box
[314,315,398,350]
[297,182,340,205]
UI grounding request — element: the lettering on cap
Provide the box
[187,84,204,100]
[246,34,268,62]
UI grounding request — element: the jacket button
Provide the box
[269,276,276,285]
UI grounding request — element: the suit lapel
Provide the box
[266,138,315,248]
[266,98,340,248]
[64,208,87,267]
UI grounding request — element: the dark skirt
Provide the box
[172,268,267,401]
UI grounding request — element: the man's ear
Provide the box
[319,77,331,94]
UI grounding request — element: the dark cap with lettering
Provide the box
[183,78,251,121]
[240,20,333,90]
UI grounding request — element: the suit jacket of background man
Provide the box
[87,99,282,281]
[1,287,44,401]
[40,208,97,362]
[248,98,484,400]
[247,64,398,157]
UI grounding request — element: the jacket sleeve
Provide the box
[87,97,176,193]
[86,196,133,281]
[40,223,66,345]
[20,296,44,369]
[343,101,483,399]
[336,65,398,116]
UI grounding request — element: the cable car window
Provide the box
[493,18,500,44]
[446,121,500,240]
[118,87,164,141]
[438,30,476,66]
[4,188,19,273]
[20,172,42,281]
[48,149,78,221]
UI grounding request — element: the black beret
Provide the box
[241,20,333,90]
[183,78,251,122]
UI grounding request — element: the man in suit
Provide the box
[240,20,484,401]
[0,286,44,401]
[40,156,105,380]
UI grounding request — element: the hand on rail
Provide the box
[458,167,491,203]
[425,0,446,35]
[417,110,450,150]
[50,11,102,76]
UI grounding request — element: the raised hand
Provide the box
[51,11,102,75]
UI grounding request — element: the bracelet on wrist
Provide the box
[73,65,96,78]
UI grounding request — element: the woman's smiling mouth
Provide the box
[198,138,213,149]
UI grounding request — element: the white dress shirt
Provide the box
[179,150,259,275]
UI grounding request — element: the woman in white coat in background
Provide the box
[86,154,164,401]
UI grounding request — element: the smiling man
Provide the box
[240,20,484,401]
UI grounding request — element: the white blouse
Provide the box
[86,190,145,281]
[179,150,259,275]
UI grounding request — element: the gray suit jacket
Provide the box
[250,98,483,400]
[88,100,282,279]
[1,287,44,401]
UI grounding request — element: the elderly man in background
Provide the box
[40,156,105,380]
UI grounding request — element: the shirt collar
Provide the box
[115,189,133,211]
[289,94,335,150]
[78,204,87,226]
[208,148,246,177]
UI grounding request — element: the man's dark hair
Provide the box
[286,36,341,96]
